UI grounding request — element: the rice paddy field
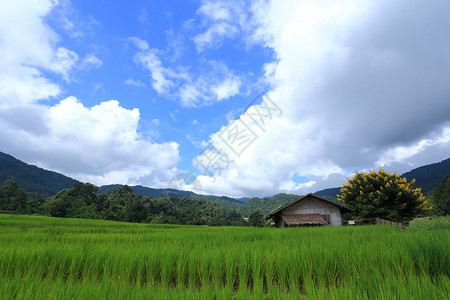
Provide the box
[0,214,449,299]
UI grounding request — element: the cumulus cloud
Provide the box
[0,98,180,187]
[0,0,77,107]
[0,1,181,188]
[193,0,450,197]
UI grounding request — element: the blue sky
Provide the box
[1,0,450,197]
[47,0,273,174]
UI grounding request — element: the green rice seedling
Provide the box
[224,250,238,291]
[212,248,226,288]
[176,250,189,289]
[0,214,449,299]
[188,252,201,289]
[237,251,251,291]
[160,249,177,288]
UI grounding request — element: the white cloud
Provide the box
[0,97,180,187]
[79,54,103,70]
[0,1,181,189]
[124,78,146,88]
[376,126,450,167]
[194,0,251,51]
[0,0,77,107]
[178,61,241,107]
[133,48,175,94]
[128,36,149,51]
[197,1,233,21]
[193,22,239,51]
[130,37,242,106]
[192,0,450,197]
[211,76,241,101]
[169,112,177,122]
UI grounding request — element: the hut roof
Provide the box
[282,214,328,226]
[265,193,353,220]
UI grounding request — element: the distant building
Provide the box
[265,193,353,227]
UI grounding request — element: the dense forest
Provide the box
[0,180,249,226]
[0,151,448,225]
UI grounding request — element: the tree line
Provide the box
[0,180,266,226]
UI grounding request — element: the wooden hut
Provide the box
[265,193,353,227]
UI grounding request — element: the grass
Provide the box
[0,214,449,299]
[408,215,450,231]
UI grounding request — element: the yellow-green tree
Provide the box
[337,169,430,222]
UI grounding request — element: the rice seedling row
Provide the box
[0,214,448,299]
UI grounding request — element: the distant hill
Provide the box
[0,152,78,196]
[315,187,341,201]
[401,158,450,195]
[99,184,300,217]
[99,184,245,211]
[239,193,300,217]
[314,158,450,200]
[2,150,447,215]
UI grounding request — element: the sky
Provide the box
[0,0,449,198]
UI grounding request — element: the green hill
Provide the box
[2,150,448,216]
[0,152,78,196]
[239,193,300,217]
[314,158,450,200]
[401,158,450,195]
[98,184,244,211]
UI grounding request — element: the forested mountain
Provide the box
[0,152,78,196]
[1,151,448,218]
[314,158,450,200]
[99,185,299,216]
[98,185,245,211]
[0,181,245,226]
[239,193,300,216]
[402,158,450,195]
[314,187,341,201]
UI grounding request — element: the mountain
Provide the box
[2,150,448,215]
[99,184,245,211]
[239,193,300,217]
[314,158,450,200]
[315,187,341,201]
[99,184,299,216]
[401,158,450,195]
[0,152,78,196]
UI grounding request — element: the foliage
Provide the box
[337,169,429,222]
[408,216,450,231]
[239,193,299,217]
[0,214,449,299]
[98,186,299,217]
[0,179,27,212]
[402,158,450,195]
[247,211,264,227]
[7,181,244,226]
[430,174,450,215]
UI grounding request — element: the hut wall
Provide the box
[280,196,342,226]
